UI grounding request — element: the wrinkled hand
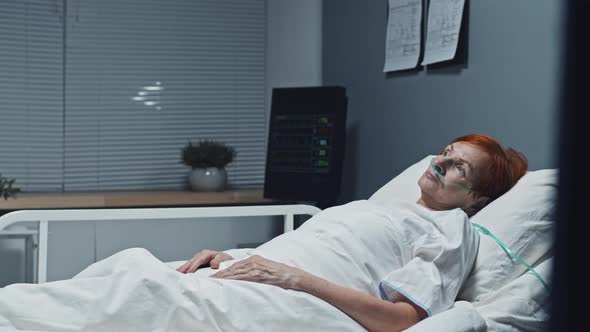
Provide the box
[176,249,234,273]
[210,255,303,290]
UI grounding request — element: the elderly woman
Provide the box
[0,133,527,332]
[177,133,527,332]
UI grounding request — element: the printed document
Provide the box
[383,0,422,72]
[422,0,465,65]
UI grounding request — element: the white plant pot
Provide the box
[189,167,227,192]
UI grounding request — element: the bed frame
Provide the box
[0,204,322,284]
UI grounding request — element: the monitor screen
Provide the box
[263,86,347,203]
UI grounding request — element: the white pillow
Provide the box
[473,257,552,331]
[368,155,433,205]
[368,155,557,303]
[458,169,557,302]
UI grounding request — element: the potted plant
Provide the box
[181,140,236,192]
[0,173,20,199]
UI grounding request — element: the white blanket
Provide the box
[0,200,477,332]
[0,248,364,332]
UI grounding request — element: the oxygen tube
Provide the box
[430,158,550,292]
[470,223,550,292]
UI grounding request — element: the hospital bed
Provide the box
[0,204,321,284]
[0,156,556,331]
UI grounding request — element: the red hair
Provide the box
[451,134,528,200]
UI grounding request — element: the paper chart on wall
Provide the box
[383,0,422,72]
[421,0,465,65]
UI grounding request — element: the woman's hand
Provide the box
[210,255,304,290]
[213,255,422,331]
[176,249,234,273]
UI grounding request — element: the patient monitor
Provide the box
[263,86,347,205]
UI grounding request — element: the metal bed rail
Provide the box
[0,204,322,284]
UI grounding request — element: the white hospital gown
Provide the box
[253,199,480,316]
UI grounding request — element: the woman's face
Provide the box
[417,141,491,215]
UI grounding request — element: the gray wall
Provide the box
[323,0,562,202]
[267,0,323,128]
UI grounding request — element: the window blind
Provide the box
[64,0,267,190]
[0,0,64,191]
